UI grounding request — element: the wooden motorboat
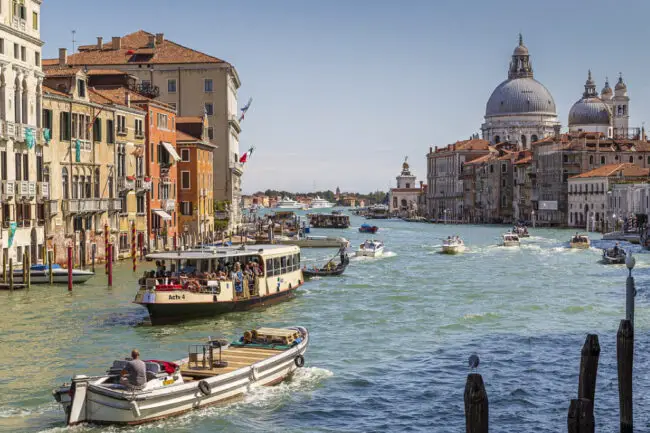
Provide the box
[53,326,309,426]
[569,234,590,249]
[501,232,520,247]
[513,226,529,237]
[356,240,384,257]
[602,246,626,264]
[359,223,378,234]
[441,237,466,254]
[7,264,94,284]
[303,254,349,279]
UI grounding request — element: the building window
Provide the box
[0,39,4,54]
[181,201,192,215]
[181,171,190,189]
[167,79,177,93]
[116,115,126,135]
[13,43,18,59]
[204,79,213,92]
[208,127,214,140]
[32,11,38,29]
[135,119,143,137]
[168,102,177,110]
[93,117,102,142]
[589,155,593,165]
[77,79,86,97]
[157,113,168,129]
[181,148,190,162]
[601,156,605,164]
[629,156,633,163]
[136,195,145,213]
[20,46,25,61]
[94,167,100,198]
[106,119,115,143]
[62,168,69,199]
[13,1,26,19]
[204,103,213,116]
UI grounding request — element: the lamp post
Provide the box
[531,210,536,228]
[444,209,448,225]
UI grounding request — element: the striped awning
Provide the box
[152,209,172,220]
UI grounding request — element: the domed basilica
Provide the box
[481,35,559,149]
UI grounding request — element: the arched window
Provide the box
[14,77,20,123]
[85,175,91,198]
[601,156,605,164]
[494,135,500,144]
[21,79,28,125]
[108,174,114,199]
[531,134,538,143]
[520,135,527,148]
[72,175,78,199]
[589,155,593,165]
[94,168,100,198]
[62,168,69,199]
[629,156,634,163]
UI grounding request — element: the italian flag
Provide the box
[239,146,255,163]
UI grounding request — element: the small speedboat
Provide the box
[442,237,466,254]
[501,232,520,247]
[602,247,626,264]
[8,264,94,284]
[570,234,590,249]
[513,226,529,238]
[53,326,309,426]
[356,240,384,257]
[359,223,378,234]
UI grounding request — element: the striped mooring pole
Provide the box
[131,221,136,272]
[104,223,109,273]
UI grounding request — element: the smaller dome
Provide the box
[568,98,611,126]
[615,75,626,91]
[513,44,528,56]
[601,78,612,95]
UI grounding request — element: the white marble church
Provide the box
[389,158,421,216]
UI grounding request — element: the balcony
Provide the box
[48,200,59,216]
[5,121,16,139]
[230,161,244,176]
[37,182,49,200]
[98,199,109,211]
[1,180,15,199]
[228,115,241,133]
[63,199,98,213]
[136,176,151,191]
[162,199,176,212]
[17,181,36,199]
[11,16,26,32]
[130,82,160,99]
[117,177,135,192]
[108,198,122,212]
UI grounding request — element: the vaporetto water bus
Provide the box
[134,245,304,324]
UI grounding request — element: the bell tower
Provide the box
[613,73,629,132]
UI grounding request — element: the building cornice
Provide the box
[44,92,117,112]
[0,23,44,47]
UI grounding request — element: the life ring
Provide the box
[294,355,305,368]
[184,280,201,293]
[198,380,211,396]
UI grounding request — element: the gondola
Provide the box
[303,254,349,279]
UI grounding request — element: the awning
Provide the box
[152,209,172,220]
[161,141,181,162]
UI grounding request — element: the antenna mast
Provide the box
[72,30,77,53]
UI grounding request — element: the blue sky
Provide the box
[41,0,650,194]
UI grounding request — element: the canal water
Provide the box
[1,215,649,432]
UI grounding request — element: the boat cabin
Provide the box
[309,213,350,228]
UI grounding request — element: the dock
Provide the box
[0,283,27,290]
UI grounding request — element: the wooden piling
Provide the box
[107,243,113,287]
[617,319,633,433]
[42,244,46,265]
[578,334,600,402]
[53,244,57,266]
[91,243,96,272]
[567,398,594,433]
[8,258,13,291]
[2,253,5,284]
[24,252,30,289]
[464,373,488,433]
[67,246,73,291]
[131,221,136,272]
[48,250,53,285]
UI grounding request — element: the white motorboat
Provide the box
[569,234,590,249]
[274,196,303,209]
[501,232,520,247]
[276,235,349,248]
[53,326,309,426]
[8,264,94,284]
[441,237,466,254]
[602,246,626,264]
[356,240,384,257]
[309,196,334,209]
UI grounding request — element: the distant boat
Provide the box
[501,232,520,247]
[602,246,626,264]
[276,235,349,248]
[359,223,378,234]
[356,240,384,257]
[274,197,303,209]
[569,234,590,249]
[309,196,334,209]
[441,237,466,254]
[8,264,94,284]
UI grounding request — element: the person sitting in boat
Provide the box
[120,349,146,390]
[232,262,244,294]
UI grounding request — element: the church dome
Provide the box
[568,98,611,126]
[485,78,556,117]
[568,70,611,126]
[615,75,627,91]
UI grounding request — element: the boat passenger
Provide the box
[120,349,146,390]
[232,262,244,294]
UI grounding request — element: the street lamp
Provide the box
[531,210,536,228]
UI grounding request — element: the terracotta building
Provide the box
[176,116,215,243]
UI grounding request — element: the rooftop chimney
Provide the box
[553,124,561,141]
[155,33,164,45]
[148,35,156,48]
[96,37,103,49]
[112,36,121,50]
[125,92,131,107]
[58,48,67,66]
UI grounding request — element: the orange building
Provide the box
[176,116,215,243]
[140,100,180,250]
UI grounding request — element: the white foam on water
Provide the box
[0,401,58,419]
[243,366,334,407]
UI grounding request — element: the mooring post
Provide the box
[464,373,488,433]
[107,243,113,287]
[625,264,635,326]
[48,250,53,285]
[578,334,600,403]
[67,245,73,291]
[567,398,595,433]
[617,319,633,433]
[2,253,5,284]
[25,251,30,289]
[8,258,13,291]
[22,252,26,288]
[131,221,136,272]
[91,243,96,272]
[42,243,46,265]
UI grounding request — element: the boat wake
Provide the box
[244,366,334,406]
[351,251,397,262]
